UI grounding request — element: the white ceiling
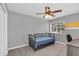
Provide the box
[6,3,79,20]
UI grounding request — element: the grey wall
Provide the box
[49,13,79,43]
[8,10,79,48]
[8,11,49,48]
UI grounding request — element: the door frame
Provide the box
[0,3,8,56]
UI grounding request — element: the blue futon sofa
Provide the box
[29,33,55,50]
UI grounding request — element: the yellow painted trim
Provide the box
[64,21,79,27]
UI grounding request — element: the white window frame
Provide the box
[50,21,65,34]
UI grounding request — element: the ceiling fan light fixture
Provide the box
[44,14,52,19]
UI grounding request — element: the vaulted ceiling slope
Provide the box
[6,3,79,20]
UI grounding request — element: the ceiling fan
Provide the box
[36,6,62,18]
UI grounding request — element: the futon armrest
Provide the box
[29,34,35,47]
[29,34,35,40]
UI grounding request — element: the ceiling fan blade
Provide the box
[36,13,45,14]
[52,10,62,13]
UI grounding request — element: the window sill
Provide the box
[51,32,64,34]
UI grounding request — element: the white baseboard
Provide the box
[8,41,66,51]
[8,44,28,51]
[55,41,66,45]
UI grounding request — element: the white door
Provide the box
[0,5,7,56]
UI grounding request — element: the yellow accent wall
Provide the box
[64,21,79,27]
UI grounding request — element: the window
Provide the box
[51,21,65,33]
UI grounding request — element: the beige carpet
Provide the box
[8,42,67,56]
